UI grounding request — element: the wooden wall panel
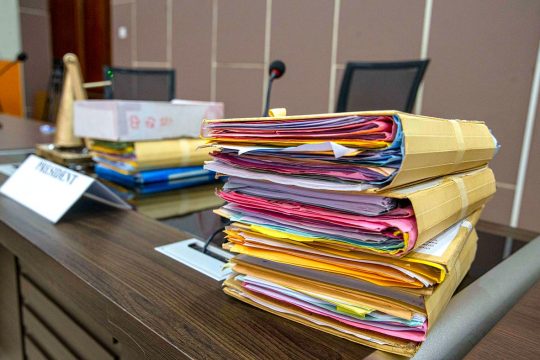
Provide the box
[519,99,540,232]
[217,0,266,63]
[337,0,424,63]
[216,68,263,118]
[111,2,132,67]
[19,2,52,115]
[135,0,167,63]
[111,0,540,230]
[172,0,213,100]
[270,0,334,115]
[423,0,540,185]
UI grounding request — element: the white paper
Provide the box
[414,220,472,257]
[282,142,357,158]
[219,142,357,158]
[204,161,374,192]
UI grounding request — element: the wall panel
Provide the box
[19,6,52,115]
[423,0,540,185]
[172,0,213,100]
[135,0,167,63]
[519,99,540,232]
[337,0,424,63]
[270,0,334,115]
[216,0,266,63]
[216,68,263,118]
[111,3,133,67]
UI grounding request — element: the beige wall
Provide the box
[19,0,52,116]
[110,0,540,232]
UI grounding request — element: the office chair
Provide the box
[103,66,175,101]
[336,60,429,113]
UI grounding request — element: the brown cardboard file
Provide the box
[382,166,494,250]
[224,208,482,295]
[90,138,211,172]
[223,229,478,357]
[202,110,497,191]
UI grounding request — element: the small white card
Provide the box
[414,219,473,257]
[0,155,131,223]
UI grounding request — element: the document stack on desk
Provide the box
[202,111,498,356]
[90,138,216,194]
[72,99,224,196]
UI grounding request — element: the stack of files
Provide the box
[225,214,478,356]
[90,138,216,194]
[202,110,498,191]
[200,110,498,356]
[101,181,224,219]
[90,138,211,174]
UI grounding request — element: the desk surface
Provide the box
[465,280,540,359]
[1,115,538,359]
[0,175,376,359]
[0,114,53,151]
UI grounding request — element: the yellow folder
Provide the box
[202,110,497,191]
[217,167,494,256]
[223,228,478,357]
[223,209,480,293]
[90,138,211,173]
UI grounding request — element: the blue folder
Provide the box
[95,165,216,195]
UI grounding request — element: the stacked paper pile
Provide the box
[202,111,497,356]
[90,138,216,196]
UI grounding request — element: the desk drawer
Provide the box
[25,335,50,360]
[21,276,115,360]
[22,306,78,360]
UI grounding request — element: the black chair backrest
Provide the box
[336,60,429,113]
[103,66,175,101]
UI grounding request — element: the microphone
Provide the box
[262,60,286,116]
[0,52,28,78]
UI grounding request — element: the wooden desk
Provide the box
[0,116,538,359]
[0,180,373,359]
[0,114,53,151]
[465,280,540,359]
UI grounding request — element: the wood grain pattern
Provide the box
[0,243,23,360]
[0,114,53,151]
[0,177,377,359]
[465,280,540,359]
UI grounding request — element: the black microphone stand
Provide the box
[262,72,278,117]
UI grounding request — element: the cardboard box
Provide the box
[75,99,223,141]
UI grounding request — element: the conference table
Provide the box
[0,114,538,359]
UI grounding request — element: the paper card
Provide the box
[414,219,472,257]
[0,155,131,223]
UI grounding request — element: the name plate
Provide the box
[0,155,131,223]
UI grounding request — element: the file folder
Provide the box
[90,138,211,174]
[216,167,494,256]
[223,228,478,357]
[223,210,481,293]
[202,110,497,191]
